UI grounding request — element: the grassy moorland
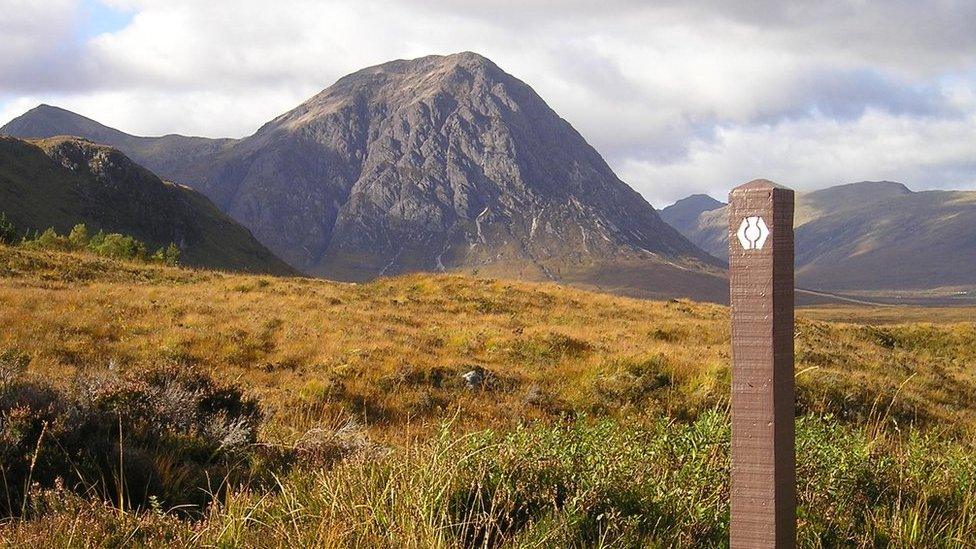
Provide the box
[1,245,975,547]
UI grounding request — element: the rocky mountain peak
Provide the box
[0,53,728,301]
[260,52,525,140]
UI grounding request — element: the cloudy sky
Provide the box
[1,0,974,206]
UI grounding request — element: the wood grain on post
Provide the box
[729,179,796,548]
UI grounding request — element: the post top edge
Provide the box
[731,178,793,192]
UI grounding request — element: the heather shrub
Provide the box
[0,362,263,517]
[0,349,30,386]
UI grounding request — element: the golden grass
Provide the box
[2,244,975,445]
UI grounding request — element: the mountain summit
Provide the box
[2,53,726,301]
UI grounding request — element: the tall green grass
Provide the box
[4,410,974,548]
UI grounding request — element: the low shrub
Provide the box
[88,231,147,261]
[20,227,72,251]
[0,362,262,517]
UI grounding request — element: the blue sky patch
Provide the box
[78,0,134,40]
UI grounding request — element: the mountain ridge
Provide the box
[1,104,238,182]
[0,135,293,275]
[659,194,726,264]
[661,181,976,292]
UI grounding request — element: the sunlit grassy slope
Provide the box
[3,245,976,547]
[2,244,975,442]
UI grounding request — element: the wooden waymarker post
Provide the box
[729,179,796,548]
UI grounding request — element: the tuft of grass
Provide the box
[508,332,593,365]
[588,354,672,410]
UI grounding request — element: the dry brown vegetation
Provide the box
[1,245,975,443]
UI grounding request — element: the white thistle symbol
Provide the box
[737,216,770,250]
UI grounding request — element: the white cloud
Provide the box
[1,0,974,203]
[0,0,76,56]
[620,108,976,206]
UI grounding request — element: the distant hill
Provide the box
[2,53,727,302]
[662,181,976,292]
[0,136,293,275]
[0,104,236,185]
[659,194,727,264]
[659,194,723,236]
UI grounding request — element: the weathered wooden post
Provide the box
[728,179,796,548]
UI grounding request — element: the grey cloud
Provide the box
[0,2,93,93]
[601,119,720,165]
[576,65,960,169]
[546,45,644,104]
[755,68,958,123]
[416,1,976,74]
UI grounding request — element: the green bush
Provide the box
[15,224,181,265]
[87,228,106,249]
[151,243,181,266]
[21,228,71,251]
[88,232,148,261]
[67,223,89,248]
